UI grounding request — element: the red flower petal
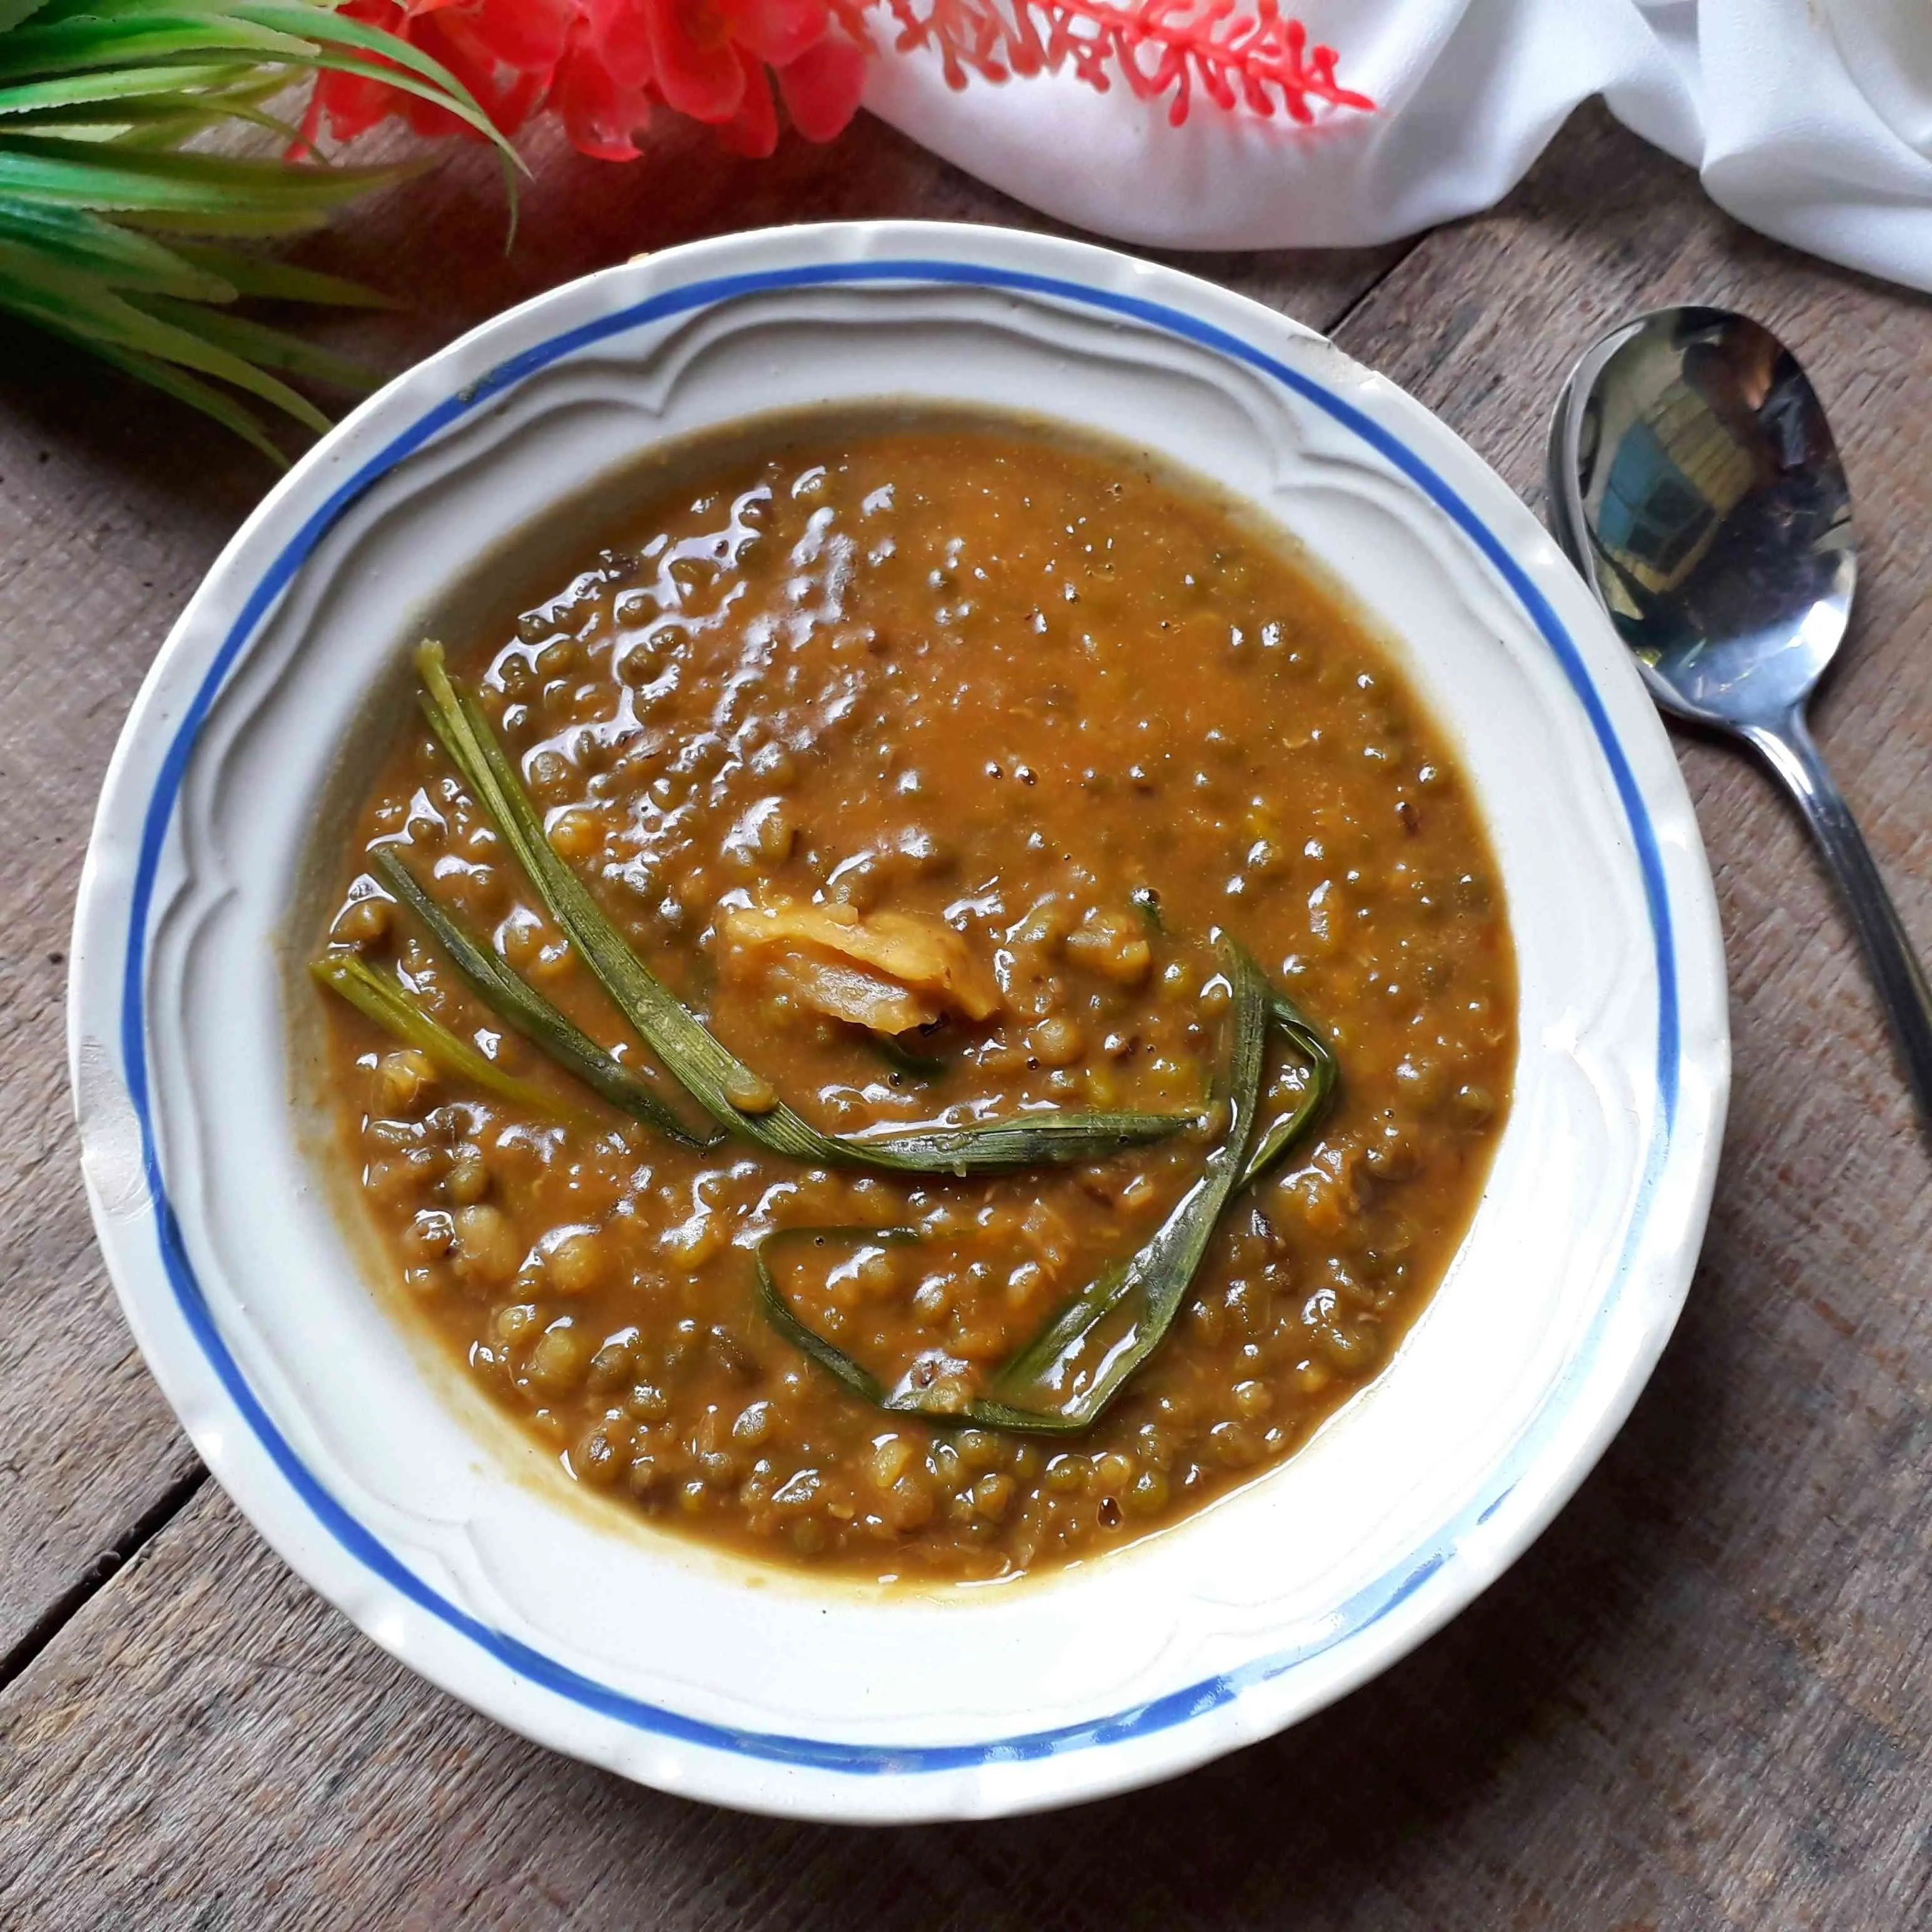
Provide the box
[314,65,404,142]
[552,18,656,159]
[579,0,655,89]
[403,9,546,138]
[775,27,865,141]
[444,0,574,75]
[713,46,777,154]
[644,0,745,122]
[300,0,878,166]
[308,0,419,143]
[288,76,326,159]
[724,0,826,69]
[490,63,550,133]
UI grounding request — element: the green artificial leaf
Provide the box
[0,137,420,213]
[0,61,255,113]
[0,195,230,293]
[135,288,375,389]
[168,238,391,307]
[0,233,329,427]
[0,0,512,454]
[41,324,284,457]
[0,18,325,81]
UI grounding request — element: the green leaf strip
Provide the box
[0,137,423,216]
[414,641,1195,1176]
[1239,986,1340,1189]
[39,325,283,459]
[310,950,593,1127]
[0,17,323,78]
[0,61,258,114]
[114,205,331,236]
[369,847,720,1149]
[0,197,230,295]
[754,943,1278,1436]
[132,288,374,390]
[167,238,390,307]
[0,235,330,429]
[752,1226,926,1411]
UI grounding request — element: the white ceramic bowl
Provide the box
[69,221,1728,1823]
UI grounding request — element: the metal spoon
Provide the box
[1547,305,1932,1127]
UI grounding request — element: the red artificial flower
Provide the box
[552,0,658,157]
[303,0,868,163]
[644,0,851,149]
[298,0,1366,168]
[775,26,868,140]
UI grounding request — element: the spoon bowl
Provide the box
[1549,305,1932,1129]
[1549,308,1856,730]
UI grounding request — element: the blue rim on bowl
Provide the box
[69,221,1729,1822]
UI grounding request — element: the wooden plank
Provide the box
[287,116,1404,368]
[0,111,1401,1670]
[4,101,1928,1929]
[1317,102,1932,1927]
[0,1482,1741,1929]
[0,350,252,1672]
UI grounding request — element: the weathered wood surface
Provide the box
[1,101,1928,1929]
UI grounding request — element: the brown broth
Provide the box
[313,413,1515,1582]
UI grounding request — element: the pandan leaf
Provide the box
[368,847,723,1149]
[753,945,1294,1435]
[415,643,1198,1176]
[310,952,597,1127]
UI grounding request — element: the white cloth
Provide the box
[862,0,1932,292]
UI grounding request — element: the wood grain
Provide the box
[3,100,1929,1929]
[0,355,250,1670]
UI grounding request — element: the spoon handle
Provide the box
[1742,711,1932,1128]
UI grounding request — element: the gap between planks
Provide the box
[0,1465,208,1697]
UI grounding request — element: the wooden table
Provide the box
[3,102,1928,1929]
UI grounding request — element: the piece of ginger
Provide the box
[718,898,1000,1035]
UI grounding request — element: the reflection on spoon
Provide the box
[1547,305,1932,1134]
